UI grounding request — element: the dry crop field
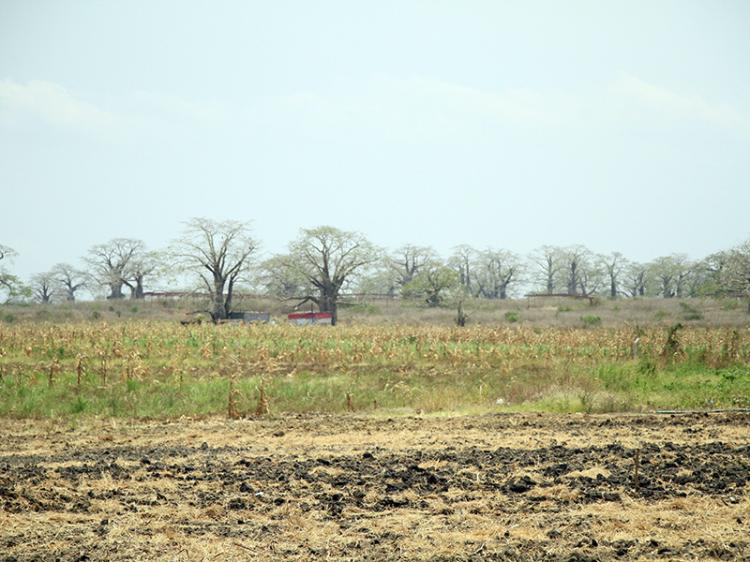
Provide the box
[1,321,749,560]
[1,413,749,561]
[1,322,749,416]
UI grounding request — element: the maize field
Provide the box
[1,322,749,417]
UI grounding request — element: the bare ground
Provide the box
[1,413,749,561]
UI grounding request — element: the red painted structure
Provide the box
[288,312,333,325]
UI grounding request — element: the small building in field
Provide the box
[288,312,333,325]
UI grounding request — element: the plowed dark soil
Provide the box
[1,413,748,561]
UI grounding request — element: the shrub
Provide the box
[504,311,519,323]
[580,315,601,328]
[70,396,88,414]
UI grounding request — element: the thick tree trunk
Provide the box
[318,292,338,325]
[610,279,617,299]
[225,277,237,318]
[108,282,124,300]
[662,280,671,298]
[125,276,146,299]
[212,278,226,321]
[567,263,578,296]
[66,290,75,302]
[134,276,144,299]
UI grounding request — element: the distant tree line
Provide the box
[2,220,750,322]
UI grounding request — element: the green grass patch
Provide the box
[580,315,602,328]
[1,359,748,418]
[504,311,520,323]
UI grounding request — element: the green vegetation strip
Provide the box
[0,360,748,419]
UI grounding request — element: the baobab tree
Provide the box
[450,245,477,294]
[560,245,593,296]
[531,245,563,294]
[52,263,87,301]
[624,262,648,297]
[172,218,257,321]
[123,251,160,299]
[600,252,628,299]
[673,256,693,299]
[403,261,459,307]
[474,249,522,299]
[30,272,56,303]
[578,260,605,297]
[85,238,145,299]
[648,255,692,298]
[390,245,436,289]
[280,226,378,325]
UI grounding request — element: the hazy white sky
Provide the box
[2,0,749,280]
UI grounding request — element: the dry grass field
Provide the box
[1,412,748,561]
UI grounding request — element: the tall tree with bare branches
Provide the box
[172,218,257,321]
[53,263,87,301]
[403,261,459,307]
[648,254,692,298]
[85,238,145,299]
[123,251,161,299]
[449,245,477,294]
[475,249,523,299]
[280,226,378,325]
[531,245,563,295]
[560,245,594,296]
[624,262,648,297]
[600,252,628,299]
[30,272,56,303]
[390,244,437,289]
